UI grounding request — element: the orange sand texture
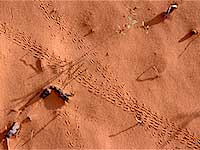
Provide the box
[0,1,200,149]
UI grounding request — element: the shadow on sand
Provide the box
[43,92,65,111]
[178,30,195,43]
[145,12,166,27]
[109,122,140,138]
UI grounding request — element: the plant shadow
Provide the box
[145,12,166,27]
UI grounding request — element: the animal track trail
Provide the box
[58,112,84,149]
[38,2,78,40]
[0,22,65,67]
[39,2,62,26]
[75,56,129,105]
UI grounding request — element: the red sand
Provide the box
[0,1,200,149]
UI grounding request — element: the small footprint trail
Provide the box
[60,111,84,149]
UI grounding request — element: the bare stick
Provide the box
[109,123,139,138]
